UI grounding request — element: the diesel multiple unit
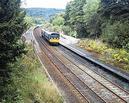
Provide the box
[41,30,60,45]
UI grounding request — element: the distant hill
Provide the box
[25,8,64,20]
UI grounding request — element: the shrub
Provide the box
[79,39,107,54]
[78,39,129,71]
[112,49,129,64]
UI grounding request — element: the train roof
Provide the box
[42,30,59,35]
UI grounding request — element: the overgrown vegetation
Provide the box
[1,45,63,103]
[78,39,129,71]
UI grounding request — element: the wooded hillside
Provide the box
[26,8,64,20]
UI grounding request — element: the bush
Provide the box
[112,49,129,64]
[79,39,107,54]
[78,39,129,71]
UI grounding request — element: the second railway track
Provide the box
[34,28,129,103]
[53,46,129,101]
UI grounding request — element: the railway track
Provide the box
[34,30,90,103]
[34,29,129,103]
[53,46,129,102]
[54,46,129,91]
[56,45,129,92]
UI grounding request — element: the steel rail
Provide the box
[37,35,124,101]
[53,46,129,102]
[34,31,90,103]
[38,36,127,102]
[60,42,129,82]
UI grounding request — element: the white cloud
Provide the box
[23,0,71,9]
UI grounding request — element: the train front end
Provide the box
[49,33,60,45]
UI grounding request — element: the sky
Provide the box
[21,0,71,9]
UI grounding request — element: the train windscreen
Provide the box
[51,33,60,38]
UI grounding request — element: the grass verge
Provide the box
[1,45,63,103]
[78,39,129,72]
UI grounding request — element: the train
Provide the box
[41,30,60,45]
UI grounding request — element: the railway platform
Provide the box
[60,34,129,82]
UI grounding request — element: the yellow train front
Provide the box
[42,30,60,45]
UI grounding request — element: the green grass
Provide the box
[78,39,129,72]
[1,45,63,103]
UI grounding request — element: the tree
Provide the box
[64,0,87,38]
[99,0,129,20]
[0,0,27,73]
[83,0,101,38]
[50,13,65,26]
[99,0,129,49]
[0,0,28,101]
[24,16,35,27]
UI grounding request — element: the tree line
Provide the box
[50,0,129,51]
